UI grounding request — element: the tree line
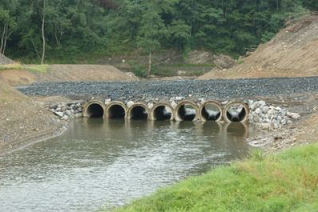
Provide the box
[0,0,317,64]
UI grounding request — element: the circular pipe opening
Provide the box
[175,101,198,121]
[200,101,222,122]
[128,104,149,120]
[223,102,249,123]
[108,105,126,119]
[151,103,173,121]
[85,103,104,118]
[106,102,127,119]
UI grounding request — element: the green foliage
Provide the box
[0,64,48,73]
[137,2,168,55]
[129,62,147,78]
[108,143,318,212]
[0,0,311,62]
[303,0,318,11]
[26,64,48,73]
[0,63,24,71]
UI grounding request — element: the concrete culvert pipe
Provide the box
[150,103,174,121]
[106,101,127,119]
[83,100,105,118]
[199,100,223,122]
[174,100,199,121]
[223,102,249,123]
[127,103,149,120]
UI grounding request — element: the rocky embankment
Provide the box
[15,77,318,153]
[17,77,318,100]
[19,77,315,128]
[48,97,301,132]
[49,101,84,121]
[248,100,300,129]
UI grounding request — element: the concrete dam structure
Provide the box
[83,99,249,123]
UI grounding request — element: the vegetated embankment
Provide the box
[110,143,318,212]
[199,15,318,80]
[0,81,65,155]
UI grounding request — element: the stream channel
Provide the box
[0,119,254,212]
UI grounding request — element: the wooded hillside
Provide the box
[0,0,317,63]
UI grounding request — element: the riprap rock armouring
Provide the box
[50,101,84,121]
[248,100,300,130]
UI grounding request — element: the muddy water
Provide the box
[0,119,252,212]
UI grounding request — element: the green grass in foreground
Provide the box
[107,143,318,212]
[0,64,49,73]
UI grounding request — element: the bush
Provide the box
[129,62,148,78]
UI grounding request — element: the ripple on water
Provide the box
[0,119,252,212]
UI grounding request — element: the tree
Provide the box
[303,0,318,10]
[40,0,46,64]
[0,0,308,62]
[137,2,168,77]
[169,20,191,50]
[0,0,18,55]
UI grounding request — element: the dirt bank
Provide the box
[37,64,138,82]
[0,81,65,155]
[199,15,318,80]
[0,64,138,86]
[0,69,37,85]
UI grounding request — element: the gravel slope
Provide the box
[0,82,65,155]
[17,77,318,100]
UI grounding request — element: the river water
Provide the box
[0,119,252,212]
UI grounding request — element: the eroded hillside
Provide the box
[199,15,318,79]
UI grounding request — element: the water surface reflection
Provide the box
[0,119,251,212]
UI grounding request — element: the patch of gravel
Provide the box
[17,77,318,101]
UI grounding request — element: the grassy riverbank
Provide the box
[108,143,318,212]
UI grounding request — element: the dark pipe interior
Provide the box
[130,106,148,120]
[178,104,196,121]
[87,104,104,118]
[201,105,221,121]
[226,106,247,122]
[108,105,125,119]
[154,106,172,121]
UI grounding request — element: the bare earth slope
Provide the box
[0,70,37,85]
[0,82,63,155]
[199,15,318,80]
[0,65,138,86]
[38,64,137,82]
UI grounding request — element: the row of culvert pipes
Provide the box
[83,99,249,123]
